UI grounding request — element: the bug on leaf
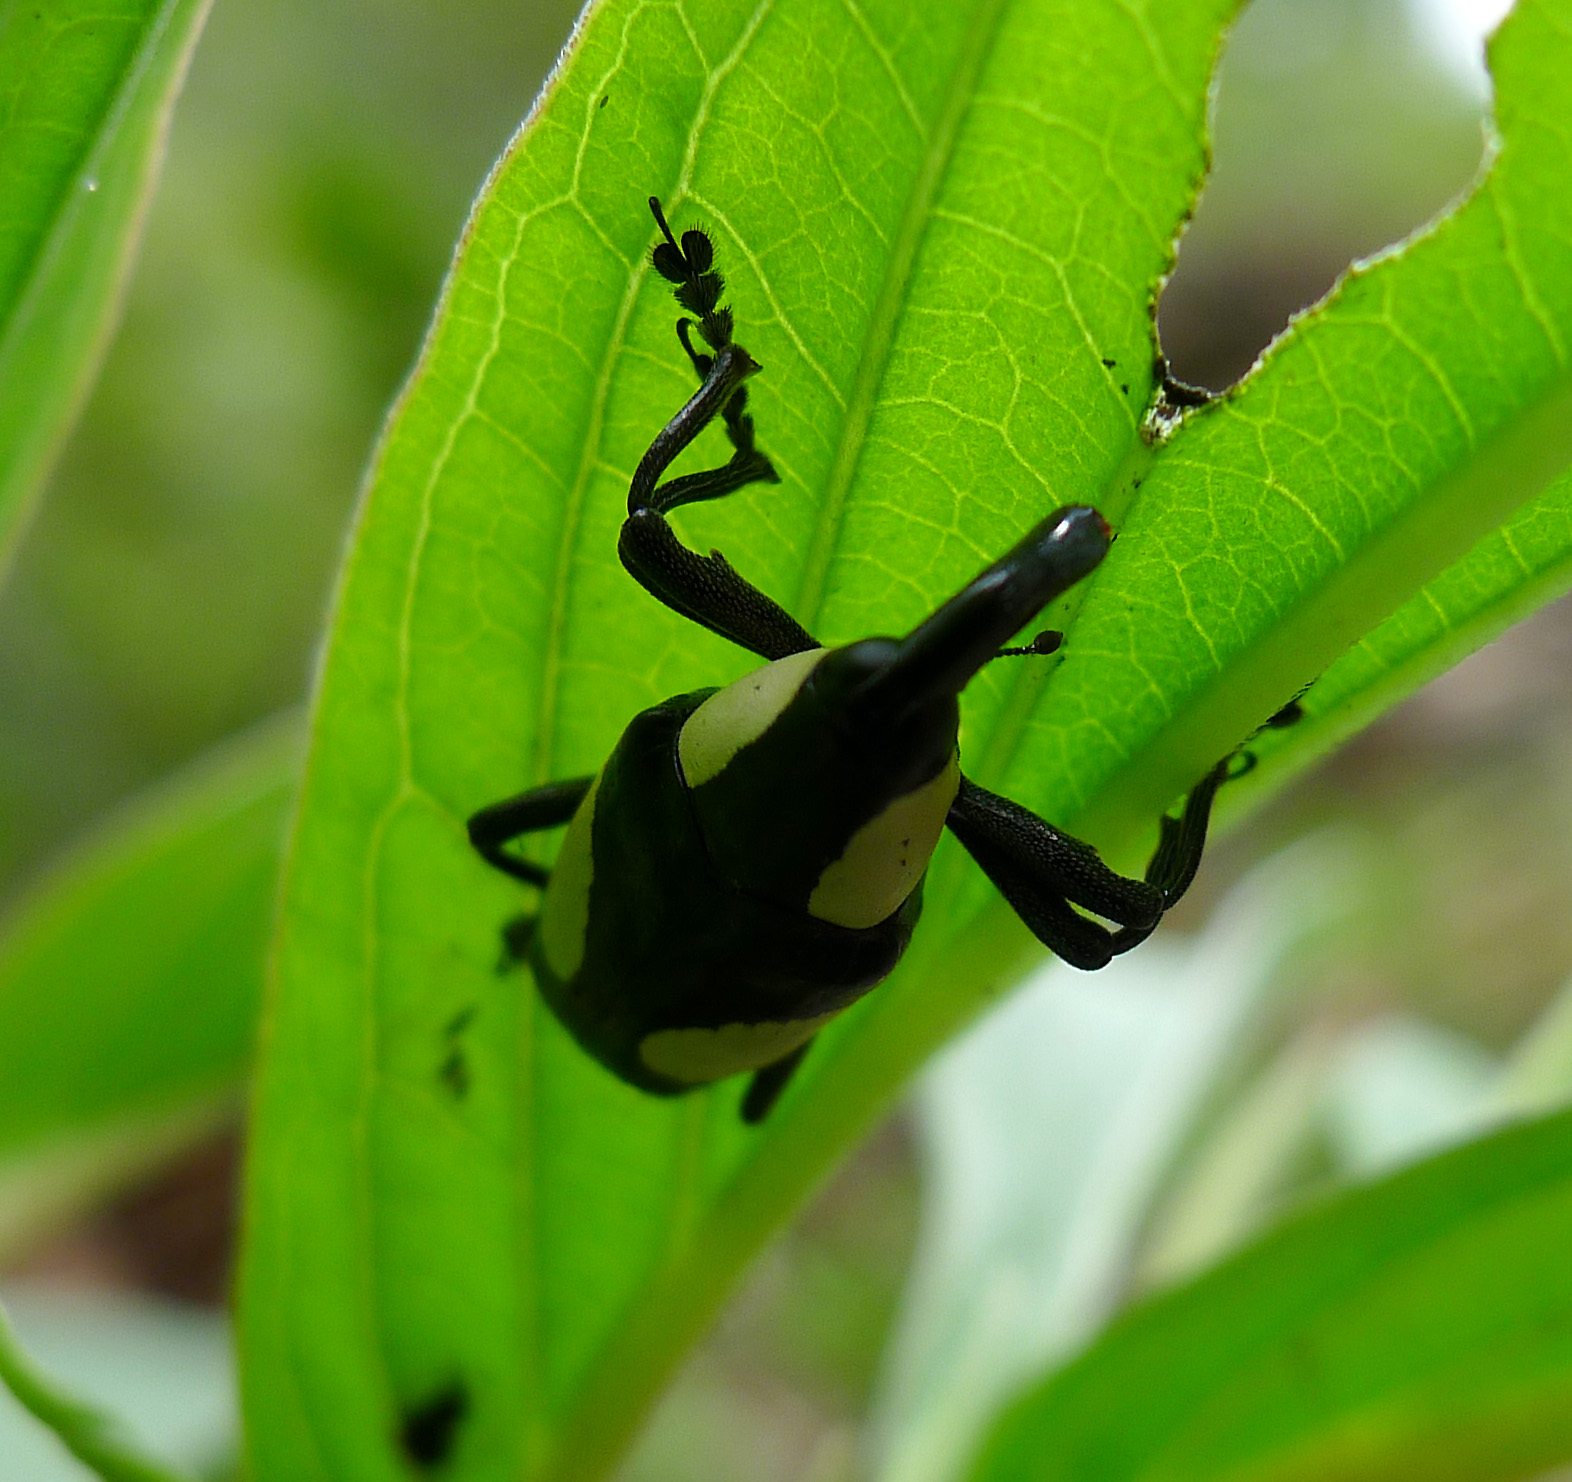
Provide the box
[469,199,1233,1123]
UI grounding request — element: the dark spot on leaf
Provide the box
[440,1007,477,1097]
[440,1047,470,1098]
[1120,383,1130,394]
[599,94,608,108]
[498,913,535,972]
[400,1381,468,1469]
[1101,357,1116,368]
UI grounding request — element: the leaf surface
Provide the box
[1037,0,1572,846]
[0,0,214,575]
[968,1106,1572,1482]
[239,1,1572,1479]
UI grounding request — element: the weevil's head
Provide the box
[806,636,960,790]
[810,503,1112,768]
[676,640,961,930]
[677,506,1110,928]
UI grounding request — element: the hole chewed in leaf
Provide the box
[1159,0,1498,392]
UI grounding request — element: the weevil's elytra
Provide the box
[536,771,601,982]
[677,647,825,787]
[640,1010,840,1084]
[467,196,1246,1124]
[808,752,960,929]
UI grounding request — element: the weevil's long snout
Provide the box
[848,505,1111,722]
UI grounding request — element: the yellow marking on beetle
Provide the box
[537,771,602,982]
[639,1011,840,1083]
[678,647,826,787]
[808,754,960,929]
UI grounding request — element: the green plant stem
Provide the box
[0,1292,192,1482]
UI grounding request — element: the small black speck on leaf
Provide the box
[1101,357,1116,368]
[599,94,608,108]
[1120,383,1130,394]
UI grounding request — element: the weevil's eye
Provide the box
[652,242,688,283]
[681,229,714,272]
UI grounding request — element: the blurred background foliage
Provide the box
[0,0,585,885]
[9,0,1572,1478]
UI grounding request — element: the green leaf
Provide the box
[1233,463,1572,807]
[0,718,295,1239]
[0,0,214,576]
[967,1105,1572,1482]
[1039,0,1572,849]
[238,0,1572,1479]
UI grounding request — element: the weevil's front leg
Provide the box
[620,509,818,662]
[467,775,594,886]
[946,777,1164,971]
[620,336,816,661]
[1109,755,1234,955]
[948,753,1236,970]
[618,339,815,661]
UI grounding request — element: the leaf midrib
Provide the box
[0,0,202,585]
[788,0,1013,633]
[534,1,1039,1476]
[529,0,778,788]
[512,0,780,1449]
[0,0,176,377]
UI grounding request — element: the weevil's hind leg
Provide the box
[740,1039,815,1124]
[946,776,1163,971]
[467,775,593,885]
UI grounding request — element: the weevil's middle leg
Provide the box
[617,351,812,661]
[468,775,593,886]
